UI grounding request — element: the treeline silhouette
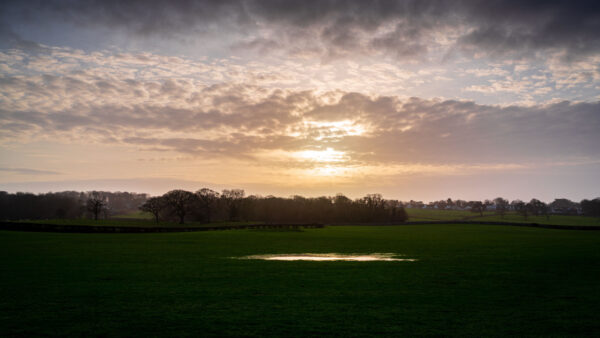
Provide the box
[1,189,599,224]
[0,191,147,221]
[141,189,408,224]
[0,189,407,224]
[413,197,600,219]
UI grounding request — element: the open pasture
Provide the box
[1,225,599,336]
[406,208,600,226]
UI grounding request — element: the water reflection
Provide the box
[235,253,417,261]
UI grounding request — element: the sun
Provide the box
[295,147,346,163]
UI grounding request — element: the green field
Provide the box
[111,211,154,220]
[1,225,599,336]
[406,208,600,226]
[474,213,600,226]
[406,208,496,221]
[16,218,263,228]
[13,210,599,228]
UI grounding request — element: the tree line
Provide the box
[1,189,599,224]
[0,191,147,221]
[140,189,408,224]
[407,197,600,219]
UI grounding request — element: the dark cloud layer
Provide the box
[2,0,600,59]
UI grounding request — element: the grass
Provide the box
[406,208,600,226]
[14,218,264,228]
[10,210,599,228]
[406,208,495,221]
[1,225,599,336]
[111,210,154,219]
[475,213,600,226]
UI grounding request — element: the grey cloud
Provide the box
[0,177,224,196]
[3,1,599,60]
[0,23,48,53]
[122,134,312,160]
[343,98,600,165]
[458,1,600,59]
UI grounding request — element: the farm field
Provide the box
[1,225,599,336]
[13,218,264,228]
[474,213,600,226]
[406,208,600,226]
[405,208,495,221]
[8,209,598,229]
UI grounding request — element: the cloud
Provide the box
[0,46,598,177]
[0,167,62,175]
[1,62,599,169]
[0,23,47,53]
[2,1,600,61]
[0,177,223,195]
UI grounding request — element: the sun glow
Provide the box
[310,165,346,176]
[295,147,346,163]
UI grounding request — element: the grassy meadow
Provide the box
[15,218,264,228]
[12,208,600,228]
[405,208,496,221]
[1,225,600,336]
[406,208,600,226]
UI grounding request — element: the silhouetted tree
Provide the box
[222,189,245,221]
[512,200,528,220]
[549,198,578,214]
[437,200,448,210]
[581,198,600,217]
[470,201,485,216]
[387,199,408,222]
[86,192,106,220]
[494,197,509,218]
[140,196,166,223]
[163,190,197,224]
[333,194,352,222]
[196,188,220,223]
[528,199,547,218]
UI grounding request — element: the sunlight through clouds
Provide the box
[295,148,347,163]
[0,1,599,200]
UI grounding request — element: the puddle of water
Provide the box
[235,253,417,262]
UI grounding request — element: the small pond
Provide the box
[234,253,417,261]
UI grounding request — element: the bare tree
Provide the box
[86,192,106,220]
[446,198,454,209]
[470,201,485,216]
[494,197,509,218]
[163,190,197,224]
[386,199,408,222]
[140,196,166,223]
[222,189,245,221]
[363,193,384,209]
[512,200,527,220]
[528,199,548,219]
[581,198,600,217]
[196,188,220,223]
[549,198,578,214]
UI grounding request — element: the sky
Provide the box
[0,0,599,202]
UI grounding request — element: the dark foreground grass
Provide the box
[1,225,599,337]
